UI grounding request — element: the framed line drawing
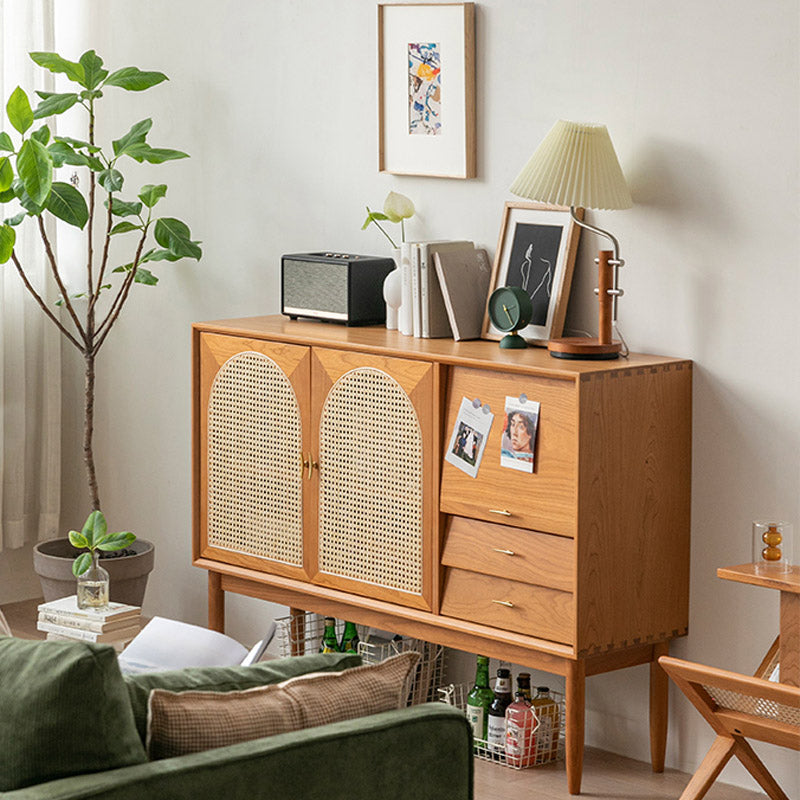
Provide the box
[378,2,475,179]
[482,202,583,346]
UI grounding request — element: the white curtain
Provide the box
[0,0,61,551]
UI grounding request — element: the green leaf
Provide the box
[105,197,142,217]
[31,125,50,146]
[48,141,88,168]
[141,247,181,263]
[72,552,92,576]
[138,183,167,208]
[155,217,201,260]
[30,52,84,84]
[0,224,15,263]
[0,157,13,192]
[17,138,52,206]
[110,220,139,235]
[134,267,158,285]
[79,50,108,90]
[86,156,104,172]
[122,143,188,164]
[0,189,15,204]
[81,509,107,547]
[79,89,103,102]
[112,118,152,157]
[104,67,168,92]
[53,135,101,153]
[68,529,88,549]
[98,168,124,193]
[4,212,25,226]
[46,182,88,229]
[7,87,33,134]
[96,531,135,551]
[32,92,79,120]
[0,132,14,152]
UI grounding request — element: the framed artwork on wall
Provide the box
[482,202,583,346]
[378,2,475,179]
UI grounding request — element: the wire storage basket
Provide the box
[438,682,565,769]
[274,612,446,706]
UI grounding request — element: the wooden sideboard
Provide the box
[192,315,692,794]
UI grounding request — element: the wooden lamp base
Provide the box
[549,248,621,360]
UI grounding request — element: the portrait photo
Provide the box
[500,395,540,473]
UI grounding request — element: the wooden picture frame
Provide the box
[378,2,475,179]
[481,202,583,346]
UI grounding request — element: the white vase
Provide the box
[383,248,402,330]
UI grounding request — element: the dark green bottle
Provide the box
[339,621,360,653]
[319,617,340,653]
[465,655,494,741]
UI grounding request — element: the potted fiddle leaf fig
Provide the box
[0,49,201,602]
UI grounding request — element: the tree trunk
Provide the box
[84,352,100,510]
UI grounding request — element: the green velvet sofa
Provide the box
[0,638,473,800]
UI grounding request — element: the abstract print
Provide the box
[408,42,441,135]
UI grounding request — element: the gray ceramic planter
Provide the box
[33,538,155,606]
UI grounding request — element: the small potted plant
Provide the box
[69,511,136,609]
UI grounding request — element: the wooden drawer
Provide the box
[439,367,577,536]
[440,568,574,645]
[441,516,574,592]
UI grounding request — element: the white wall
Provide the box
[7,0,798,793]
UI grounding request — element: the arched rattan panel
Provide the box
[207,351,303,566]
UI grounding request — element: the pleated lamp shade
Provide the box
[510,120,632,211]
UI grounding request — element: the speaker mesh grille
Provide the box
[207,351,303,565]
[318,367,423,594]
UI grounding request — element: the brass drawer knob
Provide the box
[489,509,512,517]
[492,599,514,608]
[493,548,516,556]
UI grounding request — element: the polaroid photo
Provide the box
[500,395,540,473]
[445,397,494,479]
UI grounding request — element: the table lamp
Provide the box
[510,120,632,359]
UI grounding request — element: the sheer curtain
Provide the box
[0,0,61,551]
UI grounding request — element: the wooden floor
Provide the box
[2,598,766,799]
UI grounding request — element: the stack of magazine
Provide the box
[37,595,142,652]
[396,240,492,341]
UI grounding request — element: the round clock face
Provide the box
[488,286,533,333]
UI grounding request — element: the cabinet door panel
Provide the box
[200,333,310,580]
[310,348,434,610]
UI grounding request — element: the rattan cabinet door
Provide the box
[309,348,434,611]
[199,333,311,580]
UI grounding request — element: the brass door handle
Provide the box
[489,509,512,517]
[493,548,515,556]
[492,600,514,608]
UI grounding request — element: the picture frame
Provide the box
[481,202,583,346]
[378,2,475,179]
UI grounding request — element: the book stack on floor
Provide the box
[397,240,492,341]
[37,595,142,652]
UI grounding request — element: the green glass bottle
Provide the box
[319,617,340,653]
[465,655,494,742]
[339,621,360,653]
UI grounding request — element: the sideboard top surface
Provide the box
[194,315,691,379]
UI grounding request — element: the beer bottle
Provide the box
[465,655,494,741]
[516,672,532,702]
[319,617,340,653]
[339,621,360,653]
[531,686,560,760]
[486,667,512,757]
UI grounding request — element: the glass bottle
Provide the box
[339,621,360,653]
[531,686,560,761]
[319,617,340,653]
[76,551,110,609]
[465,655,494,742]
[486,667,513,757]
[516,672,532,702]
[505,690,535,768]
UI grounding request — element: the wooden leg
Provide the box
[779,592,799,686]
[733,736,791,800]
[678,734,736,800]
[650,641,670,772]
[565,659,586,795]
[289,607,305,656]
[208,572,225,632]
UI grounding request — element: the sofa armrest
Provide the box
[1,704,473,800]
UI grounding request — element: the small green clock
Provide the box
[487,286,533,349]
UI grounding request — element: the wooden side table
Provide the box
[717,564,800,686]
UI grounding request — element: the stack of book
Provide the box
[396,240,492,341]
[37,595,142,652]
